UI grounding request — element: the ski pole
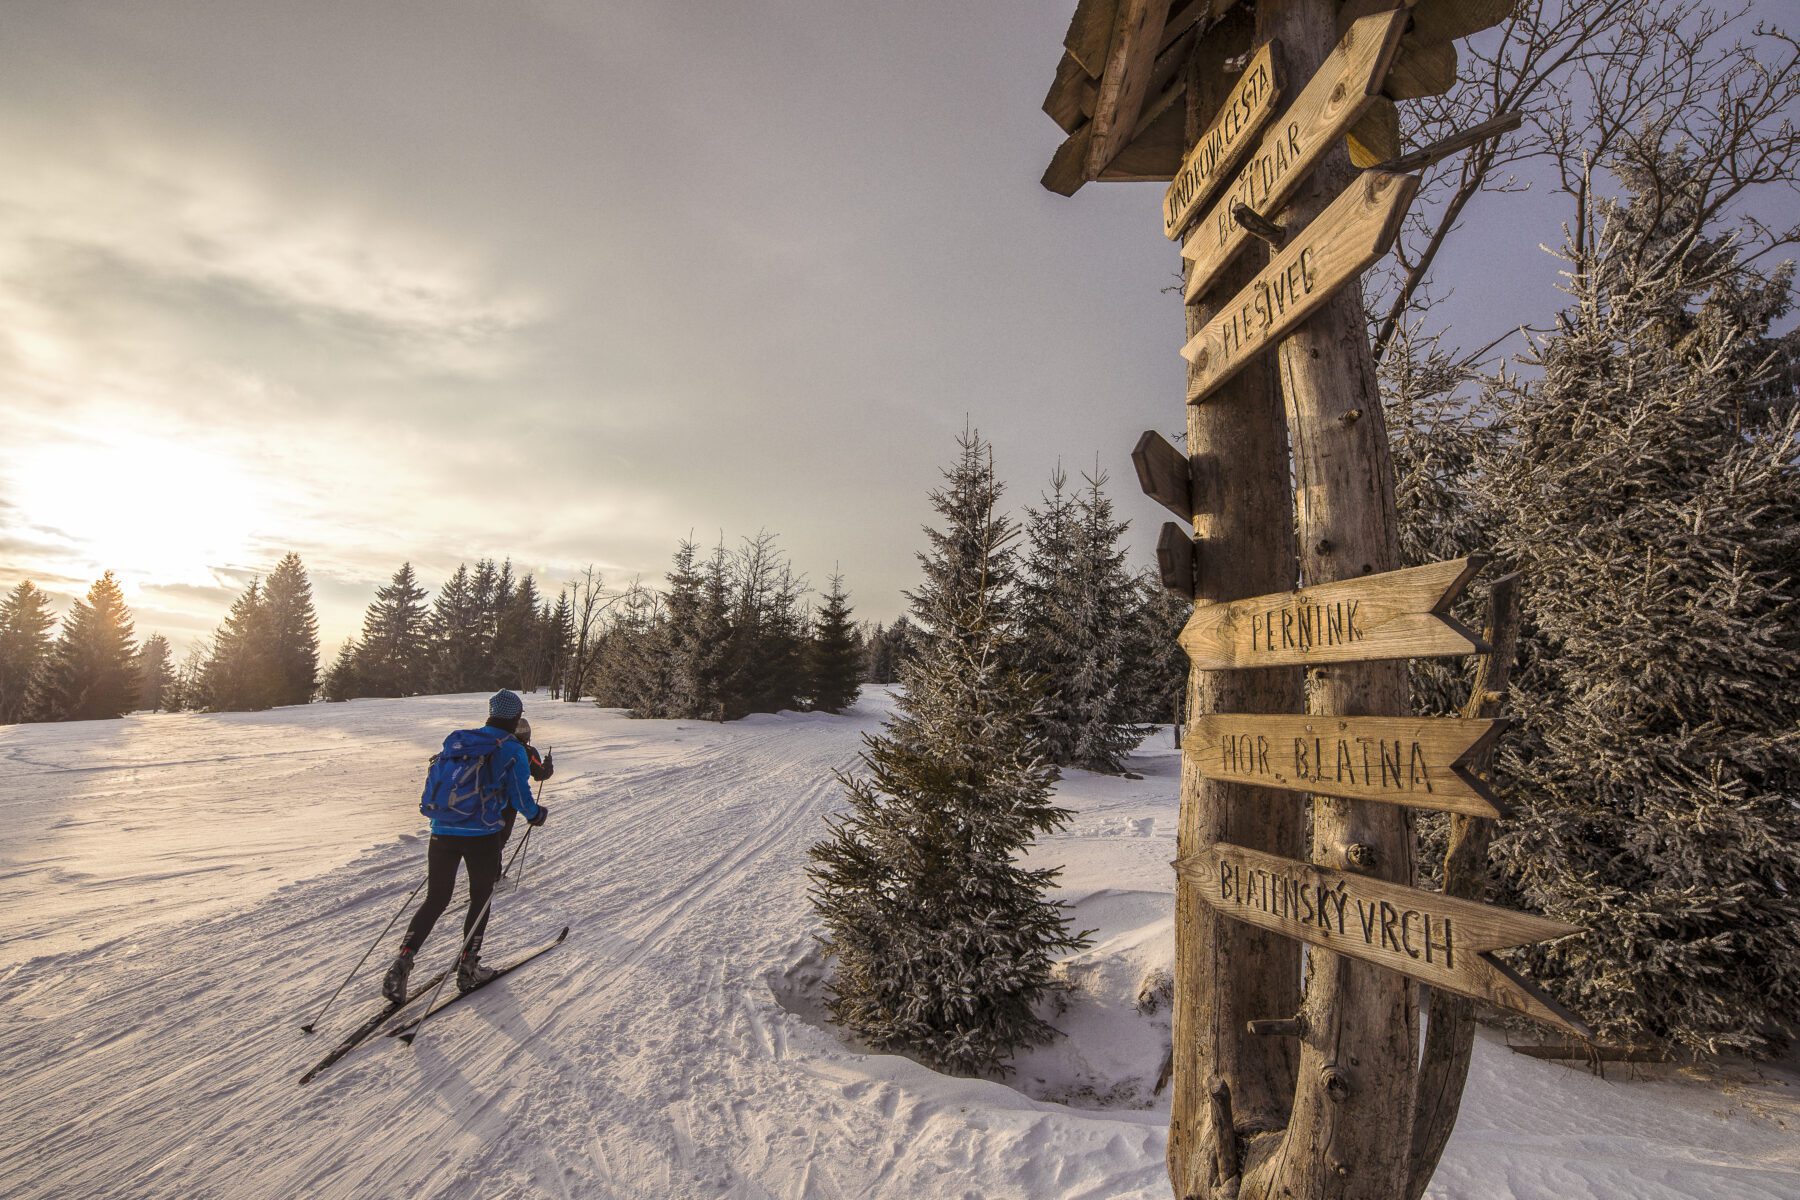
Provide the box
[399,824,534,1047]
[513,765,549,889]
[300,875,427,1033]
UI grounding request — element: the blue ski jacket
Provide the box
[430,724,543,837]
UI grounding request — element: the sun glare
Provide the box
[6,432,276,591]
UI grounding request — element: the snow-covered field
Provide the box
[2,690,1795,1199]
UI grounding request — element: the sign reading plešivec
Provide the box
[1182,169,1417,402]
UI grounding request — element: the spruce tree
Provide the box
[495,573,543,690]
[322,638,362,702]
[428,564,485,693]
[202,579,277,712]
[545,589,575,699]
[351,563,431,697]
[136,634,173,712]
[32,572,139,721]
[1118,570,1189,727]
[0,580,58,723]
[808,429,1087,1075]
[807,573,862,713]
[1472,157,1800,1055]
[263,553,320,705]
[1020,467,1147,772]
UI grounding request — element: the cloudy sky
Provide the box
[1,0,1581,653]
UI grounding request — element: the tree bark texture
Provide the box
[1240,2,1419,1196]
[1168,11,1306,1199]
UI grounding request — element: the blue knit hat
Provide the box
[488,690,524,720]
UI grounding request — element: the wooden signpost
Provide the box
[1176,842,1587,1037]
[1161,43,1281,240]
[1186,713,1508,818]
[1182,169,1418,401]
[1179,556,1488,670]
[1036,4,1573,1194]
[1180,7,1409,298]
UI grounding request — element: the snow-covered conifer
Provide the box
[1474,155,1800,1055]
[809,429,1086,1075]
[1020,467,1148,772]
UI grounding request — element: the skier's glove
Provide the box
[540,750,554,780]
[528,805,549,828]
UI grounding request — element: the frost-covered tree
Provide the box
[807,573,862,713]
[1020,467,1148,772]
[350,563,430,697]
[263,553,320,705]
[0,580,58,724]
[862,616,918,684]
[33,571,139,721]
[1118,569,1190,728]
[135,634,173,712]
[809,429,1087,1076]
[1474,152,1800,1055]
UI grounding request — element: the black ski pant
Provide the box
[401,830,505,958]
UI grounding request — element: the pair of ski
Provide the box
[297,925,569,1085]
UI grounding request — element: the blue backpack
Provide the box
[419,728,511,826]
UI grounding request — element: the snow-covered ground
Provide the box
[1,690,1795,1199]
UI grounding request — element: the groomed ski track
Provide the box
[5,693,1797,1199]
[0,693,1170,1200]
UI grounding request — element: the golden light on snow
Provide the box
[6,431,274,592]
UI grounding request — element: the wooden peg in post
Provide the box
[1231,202,1286,246]
[1132,430,1194,521]
[1156,521,1198,596]
[1247,1015,1306,1037]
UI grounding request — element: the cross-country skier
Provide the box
[501,716,554,848]
[382,690,549,1000]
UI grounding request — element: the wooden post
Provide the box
[1240,1,1419,1195]
[1405,573,1522,1200]
[1166,10,1305,1198]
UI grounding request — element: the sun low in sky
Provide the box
[0,0,1568,654]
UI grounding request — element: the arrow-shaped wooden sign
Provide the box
[1186,713,1508,818]
[1179,556,1488,670]
[1182,169,1417,401]
[1176,842,1588,1037]
[1182,7,1409,302]
[1162,42,1281,240]
[1132,429,1192,521]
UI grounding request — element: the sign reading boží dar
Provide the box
[1182,7,1410,300]
[1186,713,1508,819]
[1179,556,1488,670]
[1177,842,1589,1037]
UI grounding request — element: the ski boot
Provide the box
[382,947,415,1005]
[456,951,497,993]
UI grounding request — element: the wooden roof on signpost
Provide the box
[1040,0,1515,196]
